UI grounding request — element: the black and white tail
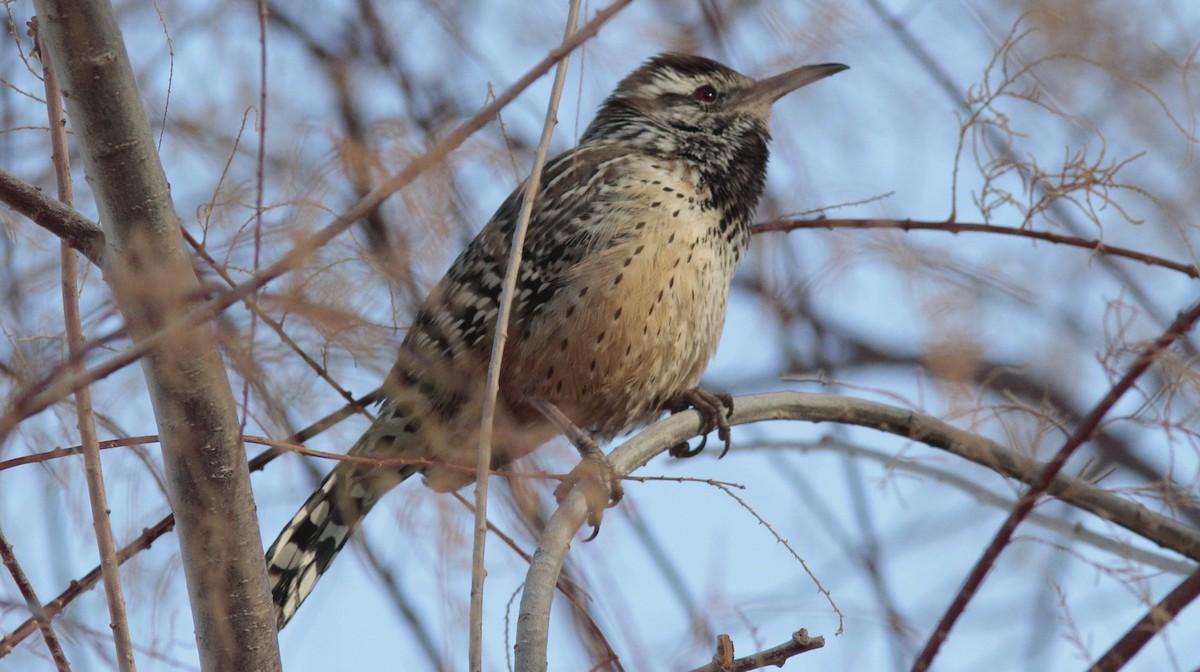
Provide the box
[265,463,413,629]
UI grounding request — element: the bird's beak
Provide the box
[735,62,849,113]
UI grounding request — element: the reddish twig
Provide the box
[911,297,1200,671]
[1087,568,1200,672]
[0,526,71,669]
[752,218,1200,279]
[0,394,372,657]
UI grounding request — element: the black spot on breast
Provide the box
[613,307,622,319]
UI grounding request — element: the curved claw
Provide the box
[715,421,732,459]
[555,454,624,540]
[665,388,735,459]
[669,433,708,458]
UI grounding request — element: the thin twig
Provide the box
[471,4,583,668]
[1087,567,1200,672]
[752,217,1200,279]
[452,493,625,672]
[709,482,843,635]
[911,297,1200,671]
[239,0,270,437]
[0,394,374,657]
[861,0,1197,364]
[759,439,1196,575]
[0,525,71,669]
[38,19,136,670]
[180,229,373,417]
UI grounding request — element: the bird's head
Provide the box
[581,53,847,168]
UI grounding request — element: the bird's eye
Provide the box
[692,84,718,103]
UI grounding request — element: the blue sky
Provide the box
[2,1,1199,670]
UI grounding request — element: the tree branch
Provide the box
[514,392,1200,671]
[1088,567,1200,672]
[0,526,70,670]
[688,629,825,672]
[0,167,104,266]
[752,217,1200,279]
[472,2,585,668]
[32,2,281,669]
[913,297,1200,671]
[37,20,135,669]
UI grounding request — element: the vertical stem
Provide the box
[37,19,137,672]
[31,2,282,669]
[469,2,583,669]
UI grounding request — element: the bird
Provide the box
[265,52,847,629]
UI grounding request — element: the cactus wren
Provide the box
[266,53,847,628]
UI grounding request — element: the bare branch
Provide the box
[1088,568,1200,672]
[913,297,1200,672]
[0,526,70,670]
[37,18,135,669]
[0,394,374,659]
[0,167,104,266]
[752,217,1200,279]
[515,392,1200,671]
[472,4,584,668]
[32,1,282,668]
[688,629,825,672]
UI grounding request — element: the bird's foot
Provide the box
[665,388,734,459]
[554,435,624,542]
[528,397,623,541]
